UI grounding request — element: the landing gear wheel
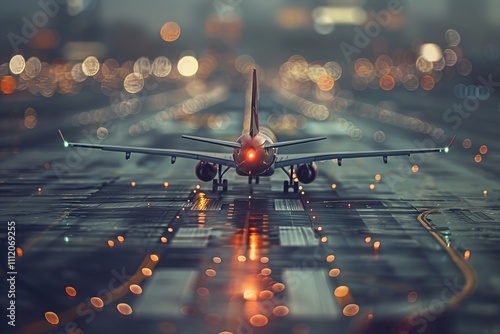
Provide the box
[283,180,289,193]
[212,179,218,192]
[222,179,228,192]
[255,177,260,184]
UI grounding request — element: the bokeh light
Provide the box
[160,22,181,42]
[177,56,199,77]
[82,56,100,76]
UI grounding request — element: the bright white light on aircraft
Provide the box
[178,56,199,77]
[246,148,256,160]
[64,141,69,148]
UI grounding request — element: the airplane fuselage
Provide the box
[234,133,276,176]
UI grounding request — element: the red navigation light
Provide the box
[247,147,256,160]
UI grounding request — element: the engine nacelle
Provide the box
[296,163,317,184]
[195,162,217,182]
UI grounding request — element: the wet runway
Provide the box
[2,89,500,334]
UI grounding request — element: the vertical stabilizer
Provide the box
[249,68,259,137]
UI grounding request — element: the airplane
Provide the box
[59,69,455,193]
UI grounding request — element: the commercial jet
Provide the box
[59,69,455,193]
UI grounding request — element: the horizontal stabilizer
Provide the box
[182,135,242,148]
[265,136,326,148]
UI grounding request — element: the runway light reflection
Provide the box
[259,290,274,300]
[249,314,268,327]
[272,283,285,292]
[342,303,360,316]
[205,269,217,277]
[141,268,153,276]
[334,286,350,298]
[65,286,77,297]
[117,303,133,315]
[273,305,290,317]
[44,311,59,325]
[329,268,341,277]
[129,284,142,295]
[464,250,471,260]
[373,241,381,251]
[90,297,104,309]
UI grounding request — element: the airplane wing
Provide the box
[275,136,456,168]
[59,131,236,167]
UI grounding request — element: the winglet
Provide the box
[58,130,69,148]
[442,135,456,153]
[249,68,259,137]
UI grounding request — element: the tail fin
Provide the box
[249,68,259,137]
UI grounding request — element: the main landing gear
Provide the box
[212,164,230,192]
[282,166,299,193]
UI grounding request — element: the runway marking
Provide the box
[279,226,317,246]
[274,199,304,211]
[417,209,478,308]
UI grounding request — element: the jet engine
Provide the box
[195,162,217,182]
[296,163,317,184]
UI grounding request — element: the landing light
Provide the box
[247,147,256,160]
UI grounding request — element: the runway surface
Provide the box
[2,86,500,334]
